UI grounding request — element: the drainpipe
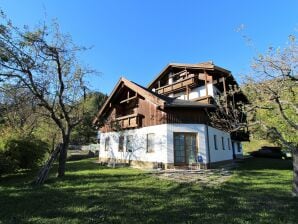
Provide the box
[206,124,211,169]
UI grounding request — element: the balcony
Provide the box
[231,130,250,141]
[191,95,215,104]
[156,74,198,95]
[112,113,142,130]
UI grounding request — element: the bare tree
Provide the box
[0,11,95,177]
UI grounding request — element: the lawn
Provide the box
[0,158,297,224]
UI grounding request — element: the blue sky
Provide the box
[1,0,298,94]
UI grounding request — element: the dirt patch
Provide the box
[151,169,233,186]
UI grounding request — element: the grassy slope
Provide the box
[0,158,297,224]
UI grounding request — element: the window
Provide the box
[105,137,110,151]
[228,138,231,150]
[119,135,124,152]
[147,133,155,153]
[237,142,241,152]
[214,135,218,150]
[126,135,133,152]
[222,137,225,150]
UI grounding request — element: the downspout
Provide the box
[206,124,211,169]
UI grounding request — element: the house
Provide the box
[93,62,249,169]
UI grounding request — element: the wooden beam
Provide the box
[186,85,190,100]
[120,95,138,104]
[212,77,224,84]
[204,70,208,96]
[223,77,227,96]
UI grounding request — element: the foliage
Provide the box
[243,34,298,196]
[70,92,107,145]
[0,10,97,177]
[0,134,48,174]
[243,35,298,149]
[0,158,296,223]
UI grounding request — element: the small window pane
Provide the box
[126,135,133,152]
[147,133,155,153]
[105,137,110,151]
[222,137,225,150]
[214,135,218,150]
[119,136,124,152]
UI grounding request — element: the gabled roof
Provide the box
[92,77,166,125]
[148,61,231,89]
[93,77,214,125]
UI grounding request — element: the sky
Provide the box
[1,0,298,94]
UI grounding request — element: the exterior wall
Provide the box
[232,141,243,158]
[207,126,234,163]
[174,83,214,100]
[99,124,168,166]
[166,123,208,166]
[100,97,166,133]
[99,123,242,168]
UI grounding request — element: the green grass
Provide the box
[242,139,276,153]
[0,158,297,224]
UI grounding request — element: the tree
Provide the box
[0,84,38,135]
[70,92,107,145]
[243,35,298,196]
[0,11,95,177]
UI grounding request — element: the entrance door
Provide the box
[174,133,197,165]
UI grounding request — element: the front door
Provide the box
[174,133,197,165]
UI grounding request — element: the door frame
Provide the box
[173,132,198,165]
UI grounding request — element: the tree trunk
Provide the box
[293,149,298,197]
[57,134,70,177]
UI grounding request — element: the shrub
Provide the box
[0,136,49,174]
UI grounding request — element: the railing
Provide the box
[112,113,142,129]
[156,75,198,95]
[191,95,214,104]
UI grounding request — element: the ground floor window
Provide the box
[119,135,124,152]
[214,135,218,150]
[105,137,110,151]
[174,133,197,165]
[147,133,155,153]
[126,135,133,152]
[237,142,241,152]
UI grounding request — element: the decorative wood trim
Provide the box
[120,94,138,104]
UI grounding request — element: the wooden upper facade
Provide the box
[93,62,249,141]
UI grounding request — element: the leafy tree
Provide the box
[243,35,298,196]
[70,91,107,145]
[0,11,96,177]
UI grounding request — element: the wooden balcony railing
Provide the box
[191,95,215,104]
[156,75,198,95]
[112,113,142,130]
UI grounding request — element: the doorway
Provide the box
[174,133,197,165]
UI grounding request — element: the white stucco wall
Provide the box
[99,124,168,163]
[207,126,233,163]
[99,124,241,166]
[174,84,214,100]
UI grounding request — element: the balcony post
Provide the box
[204,70,208,96]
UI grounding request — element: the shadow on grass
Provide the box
[0,158,297,224]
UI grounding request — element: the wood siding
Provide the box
[100,97,166,132]
[166,108,209,124]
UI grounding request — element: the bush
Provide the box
[0,136,49,175]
